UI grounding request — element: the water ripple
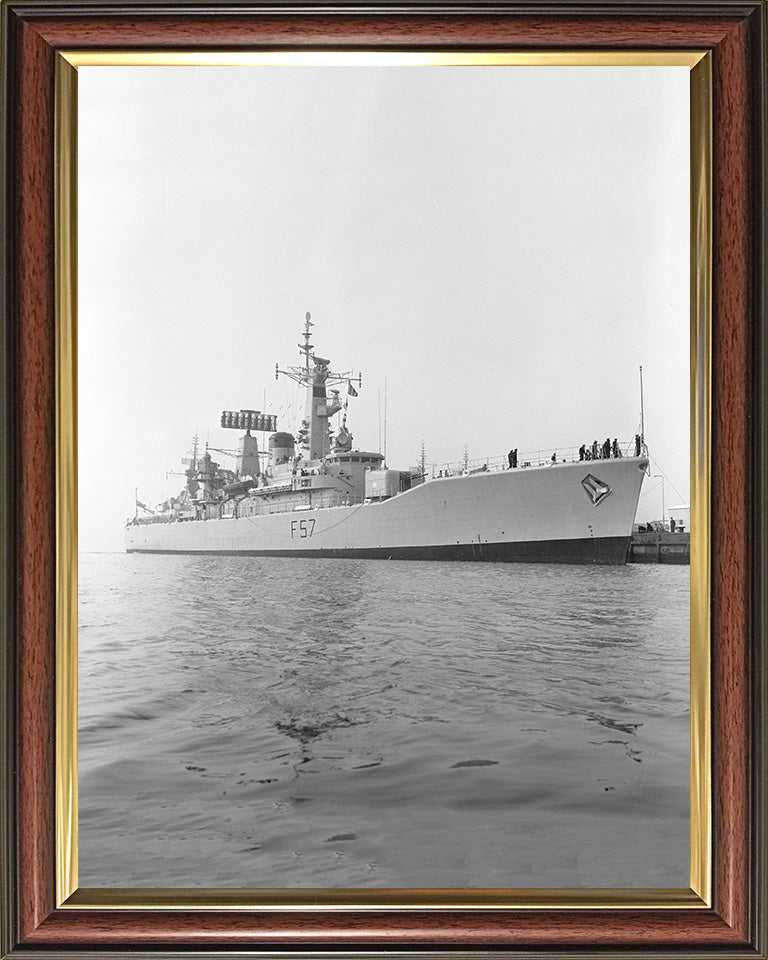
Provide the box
[78,554,689,889]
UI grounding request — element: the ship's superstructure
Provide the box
[126,315,649,564]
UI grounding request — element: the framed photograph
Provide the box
[1,2,766,957]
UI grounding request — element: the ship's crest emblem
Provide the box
[581,474,612,506]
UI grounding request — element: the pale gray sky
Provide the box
[78,65,690,553]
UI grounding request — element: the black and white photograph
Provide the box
[77,59,691,889]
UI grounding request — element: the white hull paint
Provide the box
[126,457,648,564]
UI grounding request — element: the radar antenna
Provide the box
[275,312,362,392]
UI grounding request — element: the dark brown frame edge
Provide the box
[1,1,766,956]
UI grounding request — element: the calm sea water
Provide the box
[78,553,689,888]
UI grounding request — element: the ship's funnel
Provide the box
[269,432,295,468]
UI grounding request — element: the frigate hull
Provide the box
[126,456,647,565]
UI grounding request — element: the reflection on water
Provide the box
[79,554,689,888]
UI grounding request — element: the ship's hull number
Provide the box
[291,518,316,539]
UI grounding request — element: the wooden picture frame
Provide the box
[1,1,765,955]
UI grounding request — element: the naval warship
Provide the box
[125,316,648,563]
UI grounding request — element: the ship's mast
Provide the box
[275,313,362,462]
[300,312,313,376]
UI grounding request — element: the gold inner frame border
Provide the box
[55,49,712,911]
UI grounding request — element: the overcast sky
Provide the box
[78,64,690,553]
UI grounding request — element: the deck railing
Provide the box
[240,491,364,517]
[429,439,643,479]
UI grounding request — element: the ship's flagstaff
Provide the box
[384,377,388,463]
[653,473,666,523]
